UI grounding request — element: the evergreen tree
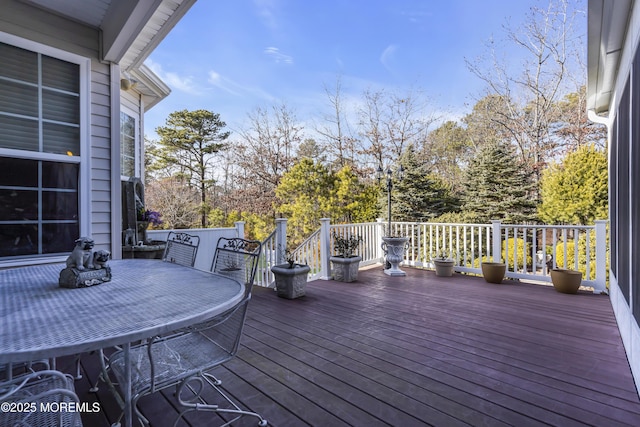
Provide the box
[276,160,379,246]
[462,141,536,223]
[152,109,230,227]
[333,166,379,223]
[538,145,608,225]
[276,158,336,246]
[390,146,459,222]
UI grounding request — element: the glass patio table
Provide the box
[0,259,244,427]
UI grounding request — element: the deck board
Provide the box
[71,266,640,426]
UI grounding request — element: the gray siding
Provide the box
[1,0,114,254]
[91,61,113,250]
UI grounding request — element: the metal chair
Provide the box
[0,360,50,381]
[105,238,266,426]
[162,231,200,267]
[90,232,201,397]
[90,231,201,395]
[211,237,262,295]
[0,370,83,427]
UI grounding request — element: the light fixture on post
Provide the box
[377,164,404,235]
[377,164,408,276]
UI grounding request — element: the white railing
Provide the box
[330,222,380,267]
[254,228,277,288]
[292,228,323,280]
[392,221,493,271]
[498,222,607,289]
[266,218,608,293]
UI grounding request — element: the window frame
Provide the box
[0,31,91,264]
[120,105,140,181]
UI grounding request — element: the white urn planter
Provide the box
[381,236,409,276]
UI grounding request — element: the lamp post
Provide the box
[377,164,404,235]
[377,164,408,276]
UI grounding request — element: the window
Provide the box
[0,36,86,259]
[120,110,137,178]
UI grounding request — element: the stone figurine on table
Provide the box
[60,237,112,288]
[65,237,95,270]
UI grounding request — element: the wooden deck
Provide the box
[66,266,640,426]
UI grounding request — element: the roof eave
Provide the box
[130,63,171,111]
[587,0,632,117]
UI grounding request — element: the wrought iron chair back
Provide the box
[211,237,262,296]
[0,370,83,427]
[162,231,200,267]
[104,238,267,426]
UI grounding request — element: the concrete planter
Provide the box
[271,263,311,299]
[330,255,362,282]
[433,259,455,277]
[550,268,582,294]
[481,262,506,284]
[381,236,409,276]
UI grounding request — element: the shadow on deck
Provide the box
[66,266,640,426]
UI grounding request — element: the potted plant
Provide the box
[330,232,362,282]
[271,249,310,299]
[481,259,507,284]
[432,251,455,277]
[135,208,163,245]
[550,268,582,294]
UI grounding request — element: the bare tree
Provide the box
[555,86,607,151]
[357,88,388,173]
[234,103,304,217]
[385,89,437,161]
[145,177,200,229]
[357,88,435,172]
[465,0,585,199]
[315,76,360,170]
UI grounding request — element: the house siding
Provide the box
[91,61,114,250]
[597,0,640,397]
[0,0,114,256]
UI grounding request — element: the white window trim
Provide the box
[120,104,140,181]
[0,31,92,258]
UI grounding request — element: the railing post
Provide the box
[234,221,245,239]
[275,218,287,265]
[491,220,502,262]
[594,219,608,294]
[319,218,332,280]
[377,218,385,262]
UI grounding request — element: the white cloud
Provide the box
[380,44,398,70]
[264,46,293,64]
[253,0,279,31]
[207,71,241,96]
[207,69,277,103]
[146,59,200,95]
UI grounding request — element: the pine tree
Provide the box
[389,146,459,222]
[152,109,230,227]
[462,141,536,223]
[276,158,336,246]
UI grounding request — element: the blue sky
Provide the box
[144,0,586,140]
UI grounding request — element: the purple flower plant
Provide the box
[139,209,163,226]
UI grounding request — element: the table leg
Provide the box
[123,343,132,427]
